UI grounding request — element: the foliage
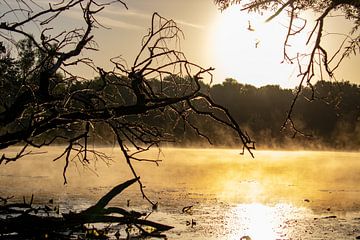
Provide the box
[209,79,360,149]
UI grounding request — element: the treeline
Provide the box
[209,78,360,150]
[89,77,359,150]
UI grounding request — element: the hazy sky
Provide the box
[59,0,359,88]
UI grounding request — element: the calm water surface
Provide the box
[1,147,360,239]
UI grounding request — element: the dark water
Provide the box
[1,147,360,239]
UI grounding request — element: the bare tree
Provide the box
[214,0,359,136]
[0,0,254,205]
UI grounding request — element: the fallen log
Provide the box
[0,178,173,239]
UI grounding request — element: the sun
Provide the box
[208,6,301,88]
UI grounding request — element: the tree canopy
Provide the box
[209,79,360,149]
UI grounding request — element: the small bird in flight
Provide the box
[247,20,255,31]
[255,39,260,48]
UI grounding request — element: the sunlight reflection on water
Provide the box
[224,203,306,240]
[1,147,360,239]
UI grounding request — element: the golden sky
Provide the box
[61,0,359,88]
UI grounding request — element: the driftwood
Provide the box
[0,178,173,239]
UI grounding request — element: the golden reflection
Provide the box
[245,204,278,240]
[1,147,360,239]
[225,203,301,240]
[1,147,359,210]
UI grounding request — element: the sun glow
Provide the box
[209,6,304,88]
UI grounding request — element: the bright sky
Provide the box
[60,0,359,88]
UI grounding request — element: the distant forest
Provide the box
[209,79,360,150]
[10,70,357,150]
[86,77,359,150]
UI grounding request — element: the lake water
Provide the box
[1,147,360,239]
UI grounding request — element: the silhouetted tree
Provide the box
[0,1,254,200]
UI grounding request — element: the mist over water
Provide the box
[1,147,359,239]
